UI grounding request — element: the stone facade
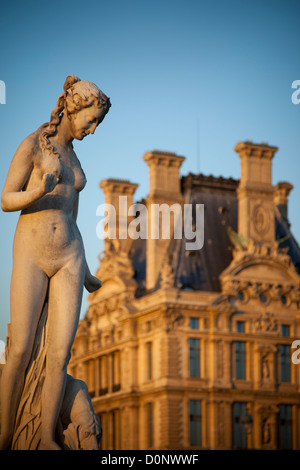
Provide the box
[69,142,300,450]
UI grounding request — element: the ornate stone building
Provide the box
[69,141,300,450]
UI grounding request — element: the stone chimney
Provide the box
[234,141,278,244]
[274,181,294,221]
[99,178,139,252]
[143,150,185,290]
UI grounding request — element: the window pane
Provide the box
[281,325,290,337]
[238,291,245,302]
[278,405,292,449]
[232,402,247,449]
[235,342,246,380]
[190,317,199,329]
[189,338,200,377]
[147,342,152,380]
[280,345,291,382]
[281,295,287,306]
[259,293,268,303]
[189,400,202,446]
[236,321,245,333]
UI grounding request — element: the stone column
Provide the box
[94,357,100,397]
[223,340,232,387]
[223,401,232,449]
[100,355,108,395]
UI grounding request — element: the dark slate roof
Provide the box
[169,173,239,292]
[275,207,300,275]
[130,173,300,295]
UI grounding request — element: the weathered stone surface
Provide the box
[0,75,110,450]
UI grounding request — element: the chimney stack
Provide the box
[99,178,139,252]
[234,141,278,244]
[143,150,185,290]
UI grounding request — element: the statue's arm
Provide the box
[1,137,58,212]
[71,191,101,293]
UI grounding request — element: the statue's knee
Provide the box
[47,349,69,372]
[9,345,31,371]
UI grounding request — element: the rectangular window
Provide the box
[147,342,152,380]
[236,321,245,333]
[281,325,290,337]
[280,345,291,382]
[189,338,200,377]
[232,402,247,449]
[189,317,199,329]
[235,341,246,380]
[278,405,292,449]
[189,400,202,446]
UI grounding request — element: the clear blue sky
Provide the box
[0,0,299,342]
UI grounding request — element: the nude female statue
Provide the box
[0,75,111,450]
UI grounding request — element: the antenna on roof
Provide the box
[196,117,200,174]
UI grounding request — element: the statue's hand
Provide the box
[84,273,102,293]
[41,172,59,195]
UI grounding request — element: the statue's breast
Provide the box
[37,150,87,192]
[72,164,87,192]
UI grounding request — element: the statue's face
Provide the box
[70,104,108,140]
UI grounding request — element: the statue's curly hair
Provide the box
[39,75,111,157]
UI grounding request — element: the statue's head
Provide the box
[40,74,111,154]
[64,75,111,139]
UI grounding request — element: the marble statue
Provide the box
[0,75,111,450]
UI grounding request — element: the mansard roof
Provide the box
[130,172,300,295]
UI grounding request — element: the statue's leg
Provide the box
[0,260,48,449]
[39,255,85,450]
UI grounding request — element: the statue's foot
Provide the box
[39,440,62,450]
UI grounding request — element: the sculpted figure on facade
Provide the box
[261,351,271,381]
[0,75,111,450]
